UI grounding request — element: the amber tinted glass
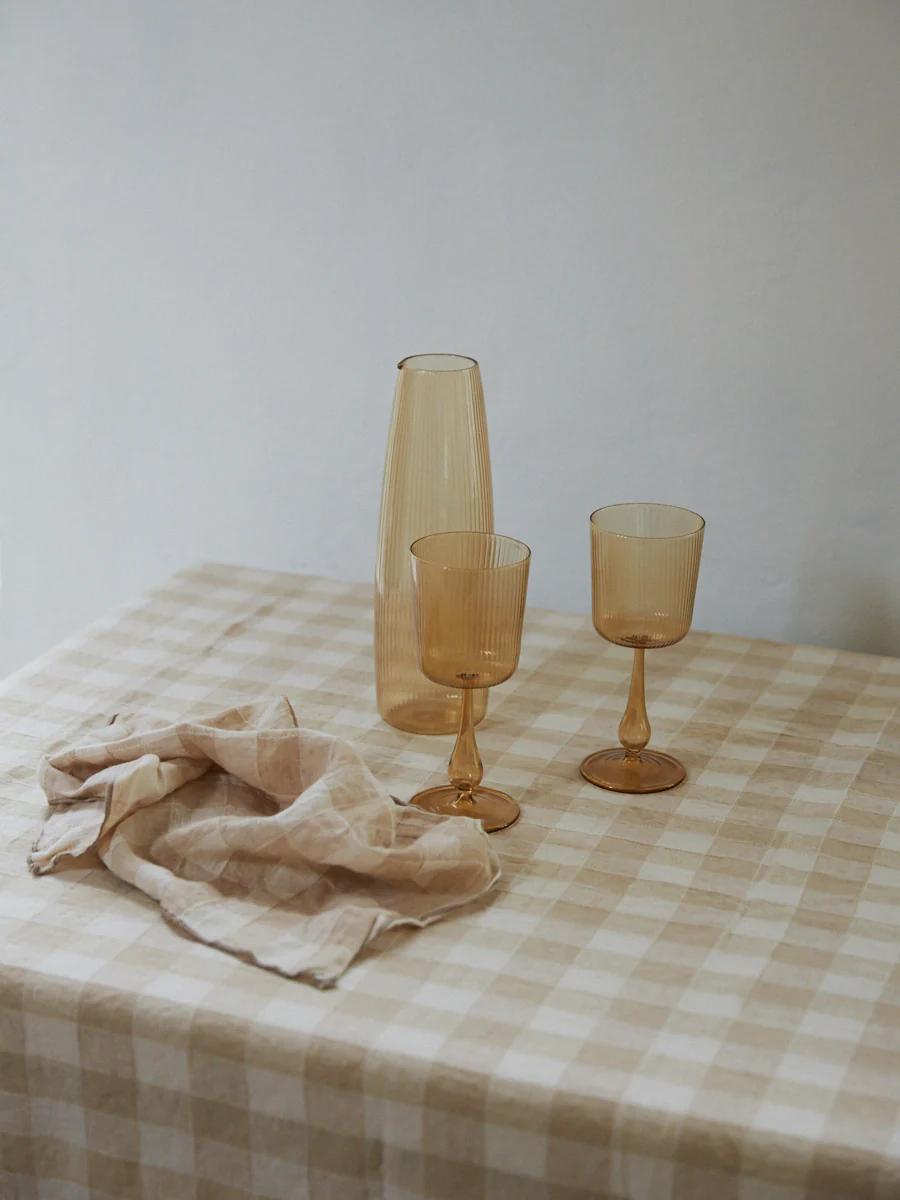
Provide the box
[590,503,705,648]
[374,355,493,733]
[411,532,530,689]
[408,531,531,832]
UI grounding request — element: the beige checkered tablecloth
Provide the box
[2,564,899,1200]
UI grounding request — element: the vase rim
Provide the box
[398,353,478,373]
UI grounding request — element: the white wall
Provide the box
[2,0,899,676]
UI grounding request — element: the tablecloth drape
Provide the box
[1,563,898,1199]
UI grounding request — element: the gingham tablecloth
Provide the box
[2,565,899,1200]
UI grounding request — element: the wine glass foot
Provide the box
[410,785,520,833]
[579,748,686,794]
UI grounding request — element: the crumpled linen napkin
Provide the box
[29,697,500,986]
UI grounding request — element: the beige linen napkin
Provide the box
[29,697,500,986]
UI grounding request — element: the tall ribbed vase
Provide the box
[375,354,494,734]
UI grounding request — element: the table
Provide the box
[1,563,899,1200]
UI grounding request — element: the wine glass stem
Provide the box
[449,689,483,803]
[618,647,651,758]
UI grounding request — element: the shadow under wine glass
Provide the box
[409,531,531,832]
[581,503,705,794]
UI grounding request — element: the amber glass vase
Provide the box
[375,355,494,734]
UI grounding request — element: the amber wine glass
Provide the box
[581,503,704,793]
[410,531,531,832]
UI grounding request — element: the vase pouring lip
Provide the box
[397,353,478,373]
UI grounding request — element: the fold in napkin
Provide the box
[29,698,500,986]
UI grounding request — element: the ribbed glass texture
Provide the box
[407,532,530,832]
[375,355,494,733]
[590,503,705,648]
[410,532,531,691]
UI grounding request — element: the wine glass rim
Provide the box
[410,530,532,569]
[590,502,705,539]
[397,353,478,373]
